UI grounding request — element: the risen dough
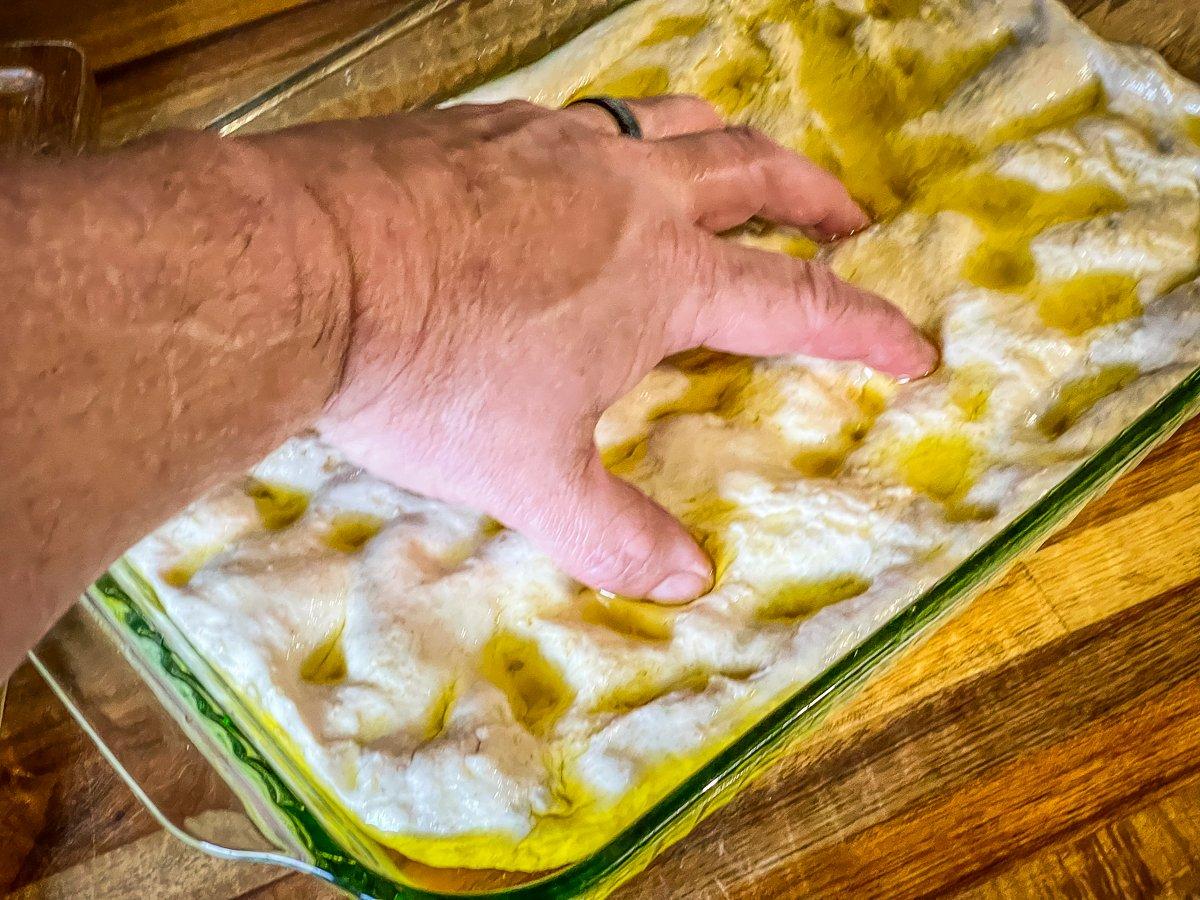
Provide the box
[126,0,1200,872]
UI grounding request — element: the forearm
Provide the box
[0,130,353,676]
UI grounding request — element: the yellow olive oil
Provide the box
[950,367,994,423]
[424,683,457,741]
[757,574,872,621]
[896,431,981,504]
[246,479,309,531]
[792,379,891,477]
[300,626,349,686]
[641,14,708,46]
[322,513,386,554]
[575,65,670,99]
[161,544,222,588]
[651,352,757,420]
[481,632,573,736]
[1039,364,1140,438]
[595,669,713,714]
[600,435,649,477]
[579,591,676,642]
[681,494,740,584]
[701,45,773,117]
[1035,272,1141,335]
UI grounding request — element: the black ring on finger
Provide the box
[566,96,644,139]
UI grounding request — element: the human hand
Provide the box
[257,96,937,602]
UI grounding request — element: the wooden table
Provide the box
[4,1,1200,897]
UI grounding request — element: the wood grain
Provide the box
[0,0,320,71]
[95,0,406,145]
[4,1,1200,898]
[0,0,319,71]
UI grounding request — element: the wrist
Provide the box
[247,121,436,425]
[220,131,358,416]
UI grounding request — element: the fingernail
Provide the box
[917,340,942,377]
[893,338,940,383]
[647,570,711,602]
[831,221,869,240]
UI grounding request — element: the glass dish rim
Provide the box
[202,0,493,137]
[74,364,1200,898]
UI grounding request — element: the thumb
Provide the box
[505,453,713,603]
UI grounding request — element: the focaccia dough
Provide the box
[127,0,1200,871]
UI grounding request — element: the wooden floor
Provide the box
[4,1,1200,897]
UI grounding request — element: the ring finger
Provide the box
[563,93,725,139]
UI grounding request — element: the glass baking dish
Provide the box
[26,0,1200,896]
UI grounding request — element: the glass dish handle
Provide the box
[28,595,320,877]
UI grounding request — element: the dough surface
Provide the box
[127,0,1200,872]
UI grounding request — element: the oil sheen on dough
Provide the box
[127,0,1200,872]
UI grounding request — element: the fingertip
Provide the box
[911,335,941,378]
[791,269,941,380]
[833,202,872,239]
[645,528,714,602]
[548,457,714,602]
[596,521,713,603]
[812,198,871,242]
[646,568,713,603]
[873,321,941,381]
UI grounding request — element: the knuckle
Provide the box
[709,245,748,297]
[664,231,719,343]
[536,118,611,164]
[722,124,759,157]
[792,261,837,326]
[677,93,724,124]
[619,136,660,167]
[696,241,729,295]
[653,214,697,265]
[718,126,776,183]
[496,98,539,115]
[604,138,663,183]
[725,124,768,151]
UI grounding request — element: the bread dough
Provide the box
[126,0,1200,872]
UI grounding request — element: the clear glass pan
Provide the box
[28,1,1200,896]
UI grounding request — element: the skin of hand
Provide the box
[0,94,935,678]
[268,96,937,602]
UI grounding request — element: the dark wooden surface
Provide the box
[4,2,1200,897]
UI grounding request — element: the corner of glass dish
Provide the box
[27,584,325,877]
